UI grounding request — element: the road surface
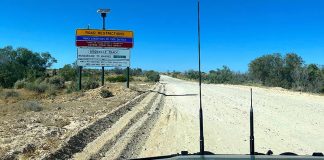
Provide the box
[138,75,324,157]
[48,75,324,159]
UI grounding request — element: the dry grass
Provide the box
[0,89,39,105]
[0,101,44,116]
[43,137,60,151]
[132,76,146,82]
[0,82,154,159]
[54,118,70,128]
[0,146,11,158]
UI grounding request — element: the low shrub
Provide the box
[106,75,127,82]
[48,76,65,89]
[58,64,78,81]
[100,89,113,98]
[14,79,28,89]
[3,90,19,99]
[320,86,324,93]
[54,118,70,128]
[26,82,48,93]
[145,71,160,82]
[36,83,48,93]
[34,77,45,85]
[46,85,57,96]
[23,101,43,112]
[66,81,78,93]
[22,144,36,155]
[83,80,99,90]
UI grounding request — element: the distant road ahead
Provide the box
[139,75,324,157]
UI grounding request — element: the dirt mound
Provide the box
[79,84,131,101]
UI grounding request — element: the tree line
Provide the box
[0,46,160,92]
[170,53,324,93]
[0,46,57,88]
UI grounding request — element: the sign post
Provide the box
[126,67,130,88]
[78,66,82,90]
[76,9,133,90]
[98,9,109,86]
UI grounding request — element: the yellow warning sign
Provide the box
[76,29,133,38]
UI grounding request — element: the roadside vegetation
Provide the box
[169,53,324,93]
[0,46,160,102]
[0,46,159,158]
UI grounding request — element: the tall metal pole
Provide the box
[102,15,106,30]
[126,67,130,88]
[78,66,82,90]
[101,13,107,86]
[198,0,204,155]
[250,88,255,155]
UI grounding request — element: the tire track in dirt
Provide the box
[86,84,165,160]
[43,85,157,160]
[117,85,165,159]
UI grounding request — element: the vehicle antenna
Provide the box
[198,0,205,155]
[250,88,255,155]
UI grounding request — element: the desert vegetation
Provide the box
[0,46,159,159]
[169,53,324,93]
[0,46,160,99]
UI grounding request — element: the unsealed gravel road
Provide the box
[47,76,324,159]
[138,75,324,158]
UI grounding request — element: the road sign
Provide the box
[77,48,130,60]
[77,60,129,67]
[76,29,134,48]
[76,41,133,48]
[76,36,132,42]
[76,29,133,38]
[77,48,130,67]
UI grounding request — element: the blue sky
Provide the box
[0,0,323,72]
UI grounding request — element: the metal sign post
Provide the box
[78,66,82,90]
[126,67,130,88]
[98,9,109,86]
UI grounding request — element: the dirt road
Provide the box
[38,75,323,159]
[138,75,324,157]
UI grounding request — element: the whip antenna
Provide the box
[198,0,205,155]
[250,88,255,155]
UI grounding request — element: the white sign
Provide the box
[77,59,129,67]
[77,48,130,67]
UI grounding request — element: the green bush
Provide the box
[48,76,65,89]
[320,86,324,93]
[171,71,182,78]
[26,82,48,93]
[100,89,113,98]
[14,79,28,89]
[23,101,43,112]
[46,85,57,96]
[83,80,99,90]
[106,75,127,82]
[3,90,19,99]
[58,64,78,81]
[0,46,57,88]
[145,71,160,82]
[66,81,78,93]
